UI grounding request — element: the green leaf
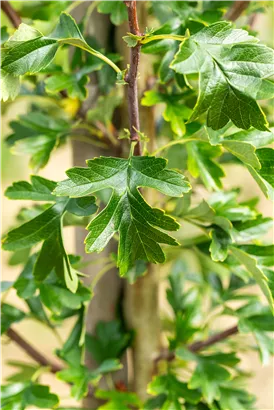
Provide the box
[95,390,141,407]
[2,202,67,251]
[54,156,190,275]
[0,70,20,101]
[57,359,122,400]
[210,225,232,262]
[14,255,37,299]
[1,304,26,334]
[66,197,98,217]
[86,320,131,364]
[87,91,122,125]
[45,73,89,100]
[232,216,273,242]
[1,13,120,80]
[186,142,224,190]
[3,177,96,292]
[1,382,59,409]
[148,373,201,405]
[4,23,42,48]
[12,136,57,173]
[141,90,191,138]
[1,26,9,45]
[97,1,128,26]
[221,140,261,169]
[6,361,39,383]
[171,22,274,131]
[231,247,273,311]
[176,350,239,404]
[247,148,274,200]
[5,176,57,201]
[5,110,70,171]
[1,37,59,75]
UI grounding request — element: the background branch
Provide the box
[156,325,239,363]
[1,1,21,28]
[224,1,250,22]
[6,328,63,374]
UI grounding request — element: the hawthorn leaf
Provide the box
[186,142,224,190]
[209,225,232,262]
[5,176,57,201]
[1,382,59,409]
[4,23,42,48]
[12,135,57,173]
[1,26,9,45]
[5,110,70,171]
[231,246,273,310]
[221,140,261,169]
[171,22,274,131]
[0,70,20,101]
[147,374,201,405]
[66,197,97,217]
[247,148,274,200]
[54,156,190,275]
[87,92,122,125]
[13,255,37,299]
[141,90,191,138]
[222,128,274,149]
[86,320,131,364]
[1,37,59,75]
[97,1,128,26]
[45,73,89,100]
[3,177,96,292]
[2,201,67,251]
[1,304,26,334]
[176,349,239,404]
[232,216,273,242]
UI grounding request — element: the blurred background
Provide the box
[1,1,274,409]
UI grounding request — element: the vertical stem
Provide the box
[123,2,160,400]
[124,0,142,156]
[1,1,21,28]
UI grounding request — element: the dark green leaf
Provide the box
[247,148,274,200]
[5,176,57,201]
[187,142,224,190]
[86,320,131,364]
[171,22,273,130]
[45,73,89,100]
[1,304,26,334]
[97,1,128,26]
[54,156,190,275]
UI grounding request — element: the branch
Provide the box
[1,1,21,28]
[6,328,63,374]
[124,0,142,156]
[224,1,250,22]
[155,325,239,363]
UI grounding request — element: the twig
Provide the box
[6,328,63,374]
[124,0,142,156]
[155,325,239,363]
[224,1,250,22]
[1,1,21,28]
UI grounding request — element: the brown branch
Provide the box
[1,1,21,28]
[224,1,250,22]
[6,328,63,374]
[124,0,142,156]
[155,325,239,363]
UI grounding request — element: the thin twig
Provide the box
[155,325,239,363]
[6,328,63,374]
[1,1,21,28]
[124,0,142,156]
[224,1,250,22]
